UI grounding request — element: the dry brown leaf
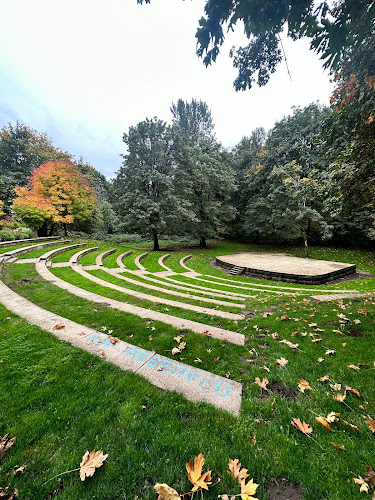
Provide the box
[311,338,322,343]
[341,419,361,432]
[365,418,375,433]
[318,375,330,383]
[240,477,259,500]
[213,356,220,362]
[219,495,236,500]
[276,357,288,367]
[345,386,361,398]
[291,418,313,434]
[174,336,182,343]
[171,347,181,355]
[280,314,289,321]
[154,483,180,500]
[194,358,202,364]
[316,416,331,432]
[179,342,186,350]
[13,466,26,476]
[0,487,18,499]
[331,442,345,450]
[326,412,340,423]
[298,379,312,393]
[0,434,16,459]
[254,377,269,391]
[333,392,346,402]
[227,458,249,484]
[108,336,119,344]
[186,453,212,491]
[80,450,108,481]
[357,310,369,315]
[354,465,375,494]
[347,363,360,370]
[52,324,65,330]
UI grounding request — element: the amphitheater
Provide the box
[0,238,361,415]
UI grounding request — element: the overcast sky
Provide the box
[0,0,335,178]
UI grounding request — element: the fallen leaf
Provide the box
[365,418,375,433]
[276,357,288,367]
[171,347,181,355]
[108,336,119,344]
[311,338,322,343]
[80,450,108,481]
[317,357,324,363]
[0,487,18,499]
[52,324,65,330]
[316,416,331,431]
[194,358,202,364]
[354,465,375,494]
[357,310,369,315]
[254,377,269,391]
[148,335,153,341]
[13,466,26,476]
[345,386,361,398]
[179,342,186,350]
[333,392,346,402]
[347,363,360,370]
[325,349,335,355]
[186,453,212,491]
[213,356,220,362]
[291,418,313,434]
[341,419,361,432]
[318,375,330,383]
[271,332,280,340]
[330,383,342,392]
[154,483,180,500]
[240,477,259,500]
[280,314,289,321]
[227,458,249,484]
[326,412,340,423]
[0,434,16,458]
[331,443,345,450]
[174,336,182,343]
[298,379,312,393]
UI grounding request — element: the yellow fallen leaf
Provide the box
[365,418,375,433]
[276,357,288,367]
[80,450,108,481]
[240,477,259,500]
[316,416,331,431]
[154,483,180,500]
[227,458,249,484]
[298,379,312,393]
[254,377,269,391]
[186,453,212,491]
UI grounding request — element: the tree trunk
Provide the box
[63,223,67,236]
[48,223,55,237]
[38,221,48,237]
[199,235,207,249]
[152,228,160,251]
[303,229,309,258]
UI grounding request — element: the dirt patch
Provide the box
[268,382,299,401]
[239,355,259,366]
[347,328,363,337]
[17,279,33,284]
[268,479,302,500]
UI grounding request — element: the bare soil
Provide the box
[268,479,302,500]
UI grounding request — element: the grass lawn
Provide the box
[0,239,374,499]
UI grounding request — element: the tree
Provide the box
[0,122,71,211]
[138,1,374,91]
[97,201,118,234]
[170,98,214,145]
[12,161,97,236]
[112,118,193,250]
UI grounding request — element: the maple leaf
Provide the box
[0,433,16,459]
[80,450,108,481]
[276,357,288,366]
[194,358,202,364]
[109,336,119,344]
[365,418,375,433]
[254,377,269,391]
[240,477,259,500]
[331,442,345,450]
[179,342,186,350]
[154,483,180,500]
[174,336,182,343]
[333,392,346,402]
[186,453,212,491]
[171,347,181,355]
[52,324,65,330]
[280,314,289,321]
[227,458,249,484]
[291,418,313,434]
[318,375,330,383]
[298,379,312,393]
[0,487,18,499]
[316,416,331,432]
[325,349,335,355]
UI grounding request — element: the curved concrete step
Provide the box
[158,254,172,271]
[116,251,133,268]
[102,267,245,308]
[180,255,193,271]
[34,253,245,345]
[69,247,99,265]
[40,243,86,264]
[134,252,148,271]
[0,236,61,249]
[1,240,71,262]
[96,248,117,267]
[0,278,241,414]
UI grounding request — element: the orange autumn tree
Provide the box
[12,160,97,236]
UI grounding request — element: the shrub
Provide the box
[0,230,15,241]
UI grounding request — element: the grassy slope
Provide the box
[0,239,374,499]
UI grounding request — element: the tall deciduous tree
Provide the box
[170,98,214,145]
[113,118,193,250]
[12,161,97,236]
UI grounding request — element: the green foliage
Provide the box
[0,229,15,241]
[170,98,215,145]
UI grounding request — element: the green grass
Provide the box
[1,239,375,499]
[0,242,43,254]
